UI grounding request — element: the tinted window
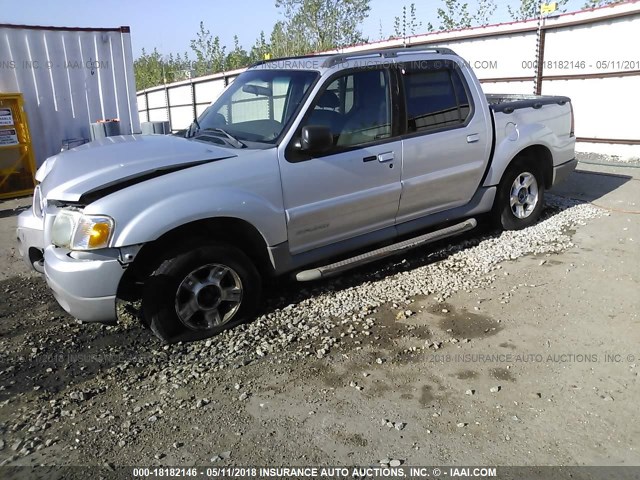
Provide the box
[451,70,471,119]
[404,67,471,133]
[302,69,391,149]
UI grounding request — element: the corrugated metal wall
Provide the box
[0,25,140,166]
[136,1,640,157]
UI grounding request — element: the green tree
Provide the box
[393,3,425,38]
[271,0,371,55]
[249,31,270,62]
[226,36,251,70]
[391,1,496,38]
[190,21,226,76]
[582,0,622,7]
[437,0,472,30]
[269,20,302,57]
[475,0,497,26]
[508,0,569,21]
[134,48,173,90]
[174,51,194,79]
[165,53,183,82]
[134,49,198,89]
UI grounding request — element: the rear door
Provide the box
[396,60,492,223]
[278,67,402,255]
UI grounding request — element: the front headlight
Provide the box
[51,209,114,250]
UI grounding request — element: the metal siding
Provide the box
[444,32,538,81]
[119,28,139,135]
[543,17,639,76]
[481,81,533,94]
[169,105,193,130]
[146,89,166,109]
[195,103,209,116]
[0,26,139,167]
[137,92,147,111]
[167,84,192,106]
[196,78,226,104]
[542,77,640,140]
[148,107,169,122]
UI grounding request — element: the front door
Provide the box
[278,68,402,255]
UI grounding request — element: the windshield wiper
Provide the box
[199,128,246,148]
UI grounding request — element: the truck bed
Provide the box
[486,94,571,113]
[485,92,575,190]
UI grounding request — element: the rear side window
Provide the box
[403,66,472,133]
[451,70,471,120]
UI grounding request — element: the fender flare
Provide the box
[484,122,556,187]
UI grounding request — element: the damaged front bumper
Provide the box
[16,208,45,273]
[43,246,126,323]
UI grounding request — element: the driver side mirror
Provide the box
[300,125,333,153]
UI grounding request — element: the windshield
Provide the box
[192,69,319,144]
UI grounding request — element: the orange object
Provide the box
[0,93,36,199]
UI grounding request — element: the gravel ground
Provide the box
[576,151,640,166]
[0,164,638,471]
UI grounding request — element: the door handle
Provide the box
[377,152,395,163]
[467,133,480,143]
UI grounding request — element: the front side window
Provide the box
[403,65,471,133]
[302,69,392,149]
[195,69,318,144]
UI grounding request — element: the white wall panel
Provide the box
[544,17,639,76]
[481,81,534,95]
[138,109,149,123]
[196,79,226,104]
[167,84,192,106]
[542,77,639,140]
[0,25,139,166]
[169,105,194,130]
[148,108,168,122]
[446,32,538,80]
[195,104,209,116]
[137,93,147,111]
[146,89,166,110]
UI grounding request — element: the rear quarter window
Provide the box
[403,66,472,133]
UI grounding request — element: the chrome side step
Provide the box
[295,218,477,282]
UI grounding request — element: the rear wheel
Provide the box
[142,242,261,343]
[494,157,545,230]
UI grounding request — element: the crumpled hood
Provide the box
[38,134,237,202]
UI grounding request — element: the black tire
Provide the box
[142,242,261,343]
[493,156,545,230]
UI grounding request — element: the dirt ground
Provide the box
[0,160,638,474]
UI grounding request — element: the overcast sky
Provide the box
[2,0,588,58]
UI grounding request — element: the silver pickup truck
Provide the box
[17,47,576,342]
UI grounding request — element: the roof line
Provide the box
[0,24,130,33]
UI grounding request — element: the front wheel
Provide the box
[494,158,545,230]
[142,242,261,343]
